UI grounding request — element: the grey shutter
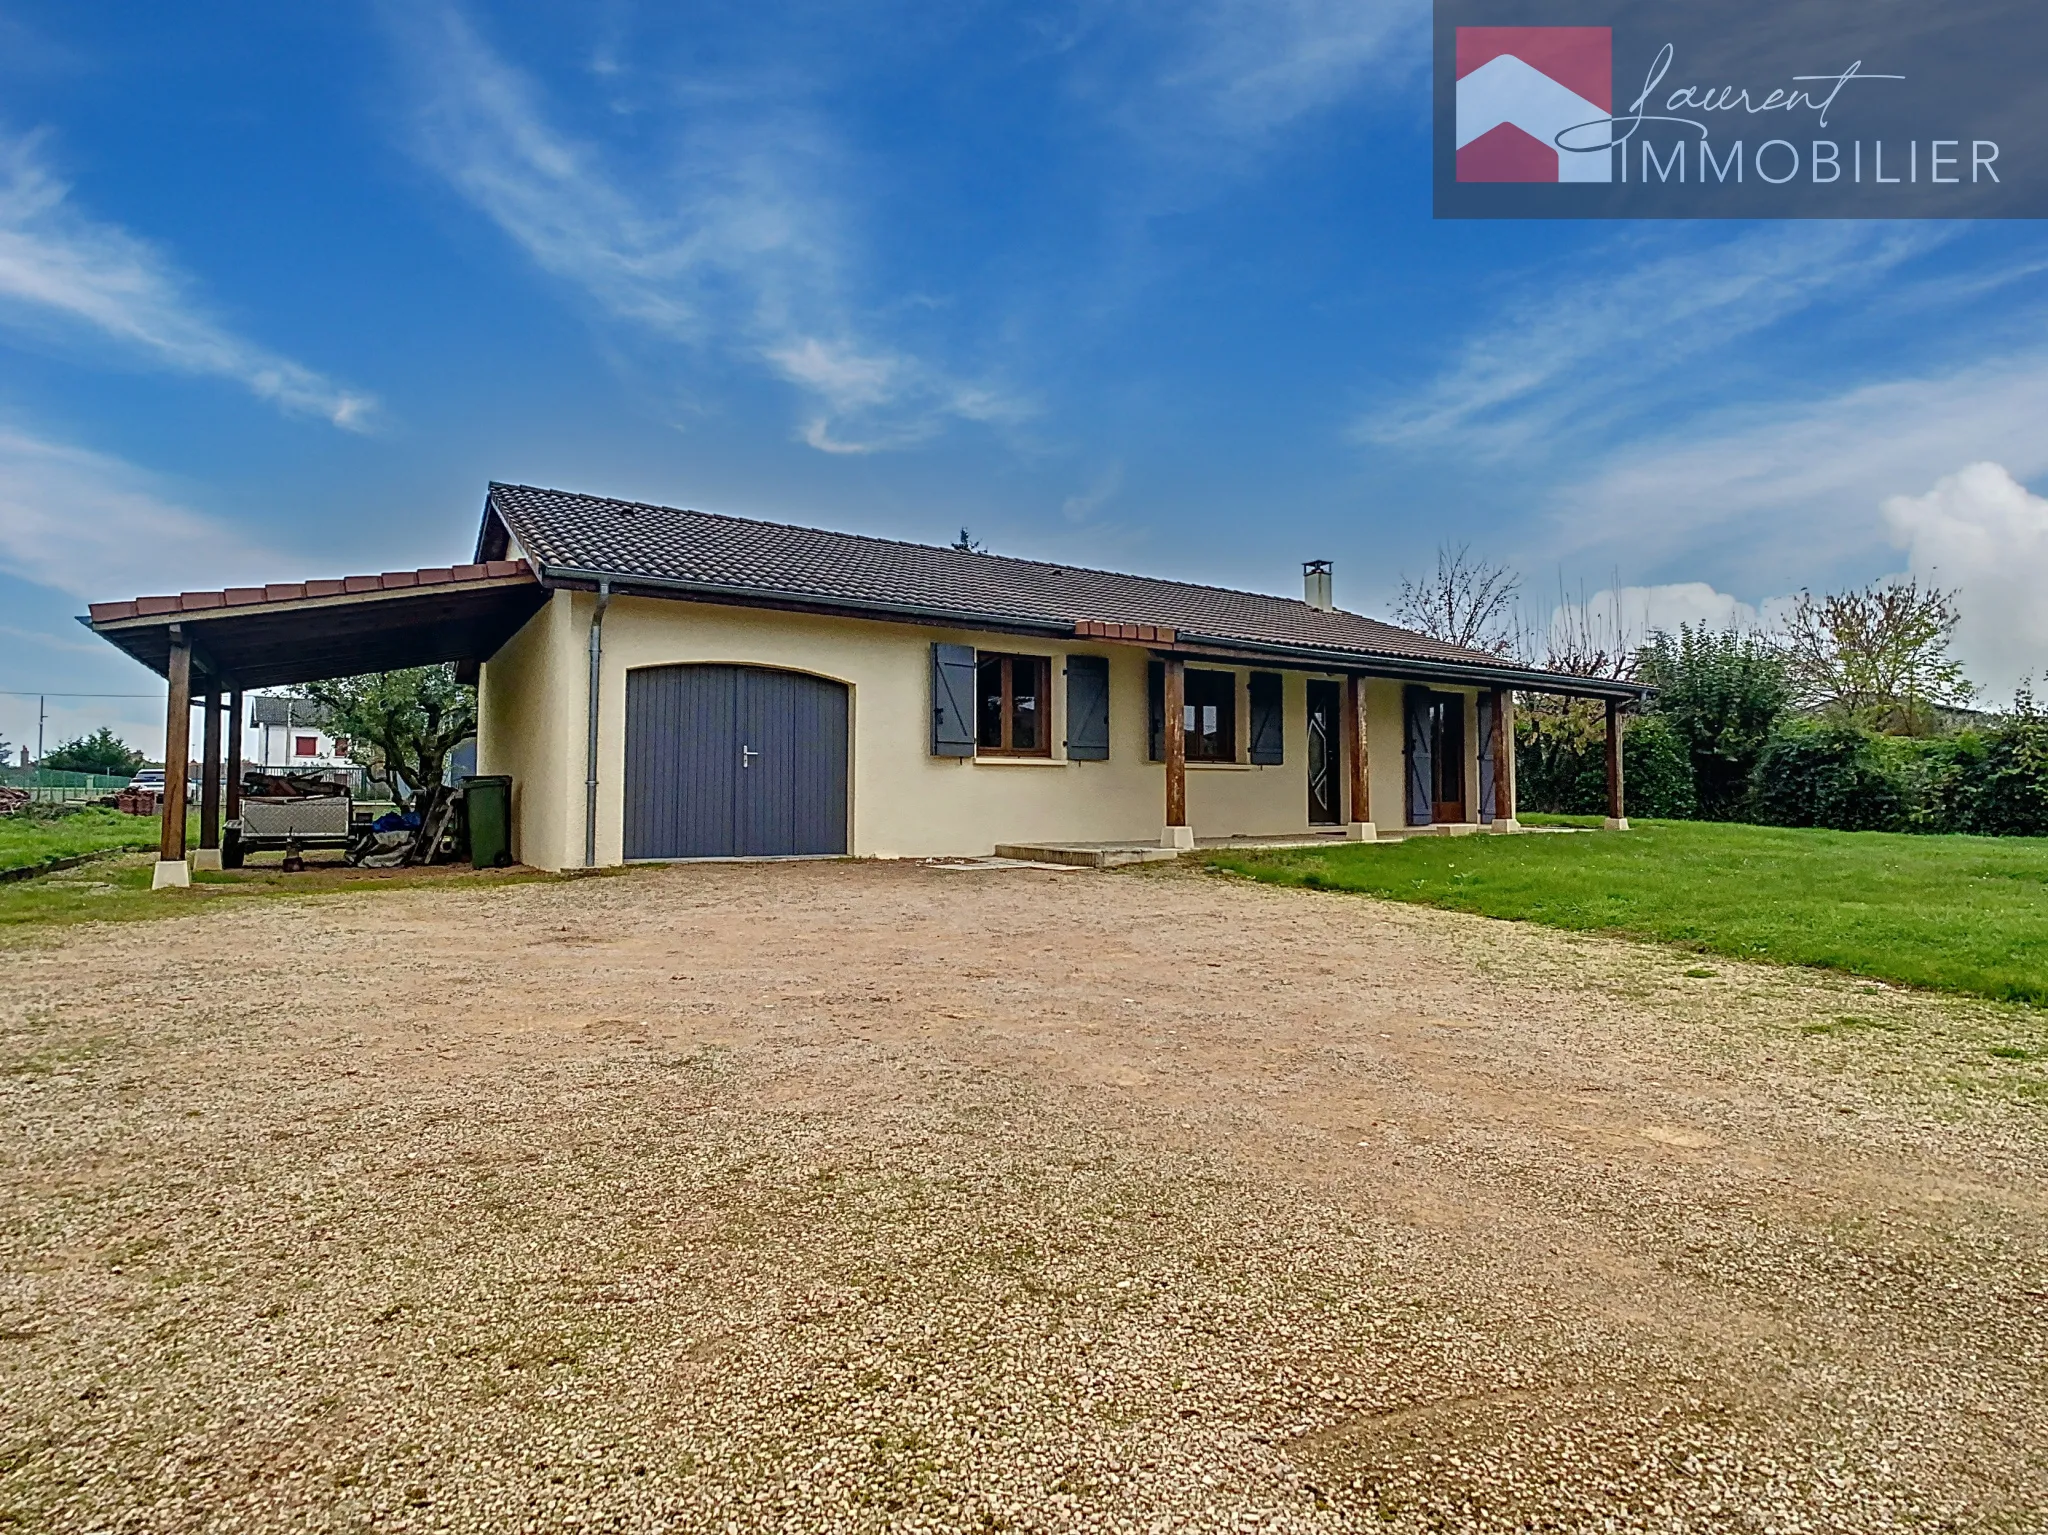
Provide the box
[1404,687,1433,826]
[931,643,976,757]
[1477,693,1498,821]
[1146,661,1165,762]
[1065,655,1110,760]
[1248,672,1284,765]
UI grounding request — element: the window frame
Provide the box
[1182,668,1239,763]
[975,651,1054,757]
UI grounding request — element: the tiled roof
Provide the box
[484,483,1521,673]
[86,561,533,625]
[247,695,334,727]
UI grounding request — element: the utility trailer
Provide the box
[223,773,353,868]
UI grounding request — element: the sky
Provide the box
[3,1,2047,758]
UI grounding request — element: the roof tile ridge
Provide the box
[491,481,1371,617]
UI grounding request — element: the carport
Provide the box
[86,561,545,887]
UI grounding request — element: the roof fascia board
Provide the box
[1168,632,1649,699]
[87,572,540,634]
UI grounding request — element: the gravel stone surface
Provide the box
[1,858,2044,1532]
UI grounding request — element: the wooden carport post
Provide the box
[1490,686,1516,830]
[1160,655,1192,849]
[225,691,243,864]
[153,628,193,889]
[194,686,223,870]
[1344,674,1375,841]
[1603,697,1629,831]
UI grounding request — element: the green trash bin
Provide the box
[463,775,513,868]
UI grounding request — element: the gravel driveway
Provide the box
[2,859,2044,1532]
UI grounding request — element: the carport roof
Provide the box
[482,482,1647,698]
[85,562,546,690]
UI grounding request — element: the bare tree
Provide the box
[1391,543,1521,657]
[1781,578,1974,733]
[1542,576,1639,681]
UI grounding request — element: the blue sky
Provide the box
[4,1,2048,755]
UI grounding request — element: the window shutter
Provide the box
[1146,660,1164,762]
[1248,672,1283,765]
[1477,693,1498,821]
[931,643,977,757]
[1064,655,1110,760]
[1404,686,1432,826]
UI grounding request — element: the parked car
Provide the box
[128,768,166,792]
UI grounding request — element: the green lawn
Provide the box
[1203,818,2048,1006]
[0,809,164,874]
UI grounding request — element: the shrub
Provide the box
[1514,701,1605,815]
[1964,712,2048,837]
[1621,714,1697,819]
[1514,706,1694,818]
[1749,720,1905,831]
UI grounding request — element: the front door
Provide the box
[1305,679,1340,824]
[1429,692,1466,823]
[624,664,849,859]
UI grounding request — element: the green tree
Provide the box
[1635,626,1790,820]
[302,667,476,812]
[42,726,145,776]
[1781,579,1974,734]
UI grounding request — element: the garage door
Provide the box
[624,665,849,859]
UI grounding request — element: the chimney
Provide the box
[1303,559,1333,612]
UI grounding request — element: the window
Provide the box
[1183,669,1237,762]
[976,653,1050,755]
[293,735,319,758]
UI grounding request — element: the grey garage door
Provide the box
[624,665,849,859]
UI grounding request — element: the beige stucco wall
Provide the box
[478,591,1493,868]
[476,588,582,868]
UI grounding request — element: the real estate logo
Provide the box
[1434,0,2048,219]
[1455,27,1612,183]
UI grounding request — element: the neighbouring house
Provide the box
[246,695,354,777]
[84,484,1643,883]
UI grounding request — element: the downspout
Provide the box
[584,579,612,868]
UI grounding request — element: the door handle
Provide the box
[741,746,759,769]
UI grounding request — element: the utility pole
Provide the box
[35,694,45,765]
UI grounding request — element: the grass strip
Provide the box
[0,809,163,873]
[1202,817,2048,1007]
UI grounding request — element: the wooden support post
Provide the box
[197,687,222,861]
[1603,697,1628,830]
[1490,687,1514,829]
[1344,674,1374,840]
[155,630,192,886]
[225,691,244,825]
[1161,655,1190,848]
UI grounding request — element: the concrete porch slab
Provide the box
[992,842,1182,869]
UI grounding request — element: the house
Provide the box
[84,484,1644,884]
[246,695,354,777]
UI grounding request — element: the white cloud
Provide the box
[1157,0,1425,143]
[1362,222,1949,455]
[1547,582,1767,653]
[1883,462,2048,705]
[0,425,277,600]
[388,5,1025,452]
[1548,349,2048,590]
[0,130,376,429]
[1061,461,1125,524]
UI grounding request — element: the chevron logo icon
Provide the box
[1455,27,1613,183]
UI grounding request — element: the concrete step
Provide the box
[992,842,1182,869]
